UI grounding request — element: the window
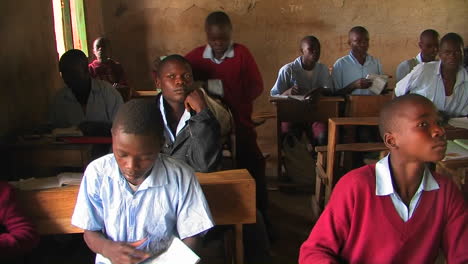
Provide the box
[52,0,88,58]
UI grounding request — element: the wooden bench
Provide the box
[17,169,256,264]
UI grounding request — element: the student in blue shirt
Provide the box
[332,26,383,95]
[72,99,214,264]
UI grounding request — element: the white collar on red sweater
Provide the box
[375,155,439,196]
[203,42,235,64]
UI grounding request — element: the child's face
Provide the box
[348,31,369,55]
[93,39,109,61]
[419,35,439,62]
[157,60,194,105]
[439,40,463,70]
[392,101,446,163]
[301,40,320,67]
[112,130,161,185]
[205,24,232,58]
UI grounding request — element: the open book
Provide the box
[443,140,468,161]
[366,74,389,95]
[10,172,83,190]
[448,117,468,130]
[142,237,200,264]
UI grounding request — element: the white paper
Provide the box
[366,74,388,95]
[143,237,200,264]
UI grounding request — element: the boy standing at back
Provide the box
[332,26,383,95]
[89,37,131,101]
[299,94,467,263]
[185,11,268,225]
[72,99,214,264]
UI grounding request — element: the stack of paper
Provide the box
[448,117,468,129]
[443,140,468,161]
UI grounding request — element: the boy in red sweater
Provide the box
[0,182,39,261]
[299,94,467,264]
[185,11,268,227]
[89,37,131,100]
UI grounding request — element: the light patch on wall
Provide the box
[332,0,344,8]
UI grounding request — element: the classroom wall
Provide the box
[0,0,62,137]
[97,0,467,175]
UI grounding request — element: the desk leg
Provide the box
[276,116,282,179]
[234,224,244,264]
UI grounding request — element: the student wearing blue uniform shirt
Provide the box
[332,26,383,95]
[72,99,214,264]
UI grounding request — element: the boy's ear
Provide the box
[155,77,161,89]
[383,132,397,149]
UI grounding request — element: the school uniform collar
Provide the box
[116,155,169,192]
[435,61,467,89]
[158,95,191,143]
[203,42,235,64]
[375,154,439,196]
[416,53,423,64]
[349,51,371,66]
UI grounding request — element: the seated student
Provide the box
[49,49,123,134]
[396,29,439,82]
[395,33,468,117]
[71,99,214,264]
[0,181,39,261]
[271,35,332,96]
[155,54,222,173]
[332,26,383,95]
[271,35,331,146]
[89,37,131,100]
[299,94,468,264]
[185,11,268,226]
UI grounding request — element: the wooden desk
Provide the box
[269,96,345,178]
[133,90,159,98]
[7,139,92,180]
[17,169,255,264]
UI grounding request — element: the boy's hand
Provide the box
[184,89,208,113]
[281,85,301,96]
[102,238,150,264]
[353,78,373,89]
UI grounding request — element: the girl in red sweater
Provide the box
[300,94,467,264]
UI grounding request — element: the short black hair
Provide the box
[378,94,434,138]
[349,26,369,36]
[157,54,192,77]
[112,99,164,139]
[205,11,232,29]
[440,32,464,49]
[300,35,320,49]
[59,49,88,73]
[420,29,439,40]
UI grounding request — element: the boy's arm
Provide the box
[270,65,291,96]
[241,46,264,102]
[84,230,149,264]
[184,89,222,172]
[441,181,468,264]
[0,183,39,256]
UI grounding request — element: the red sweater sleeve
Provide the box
[441,178,468,264]
[0,182,39,257]
[239,45,263,102]
[299,169,360,264]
